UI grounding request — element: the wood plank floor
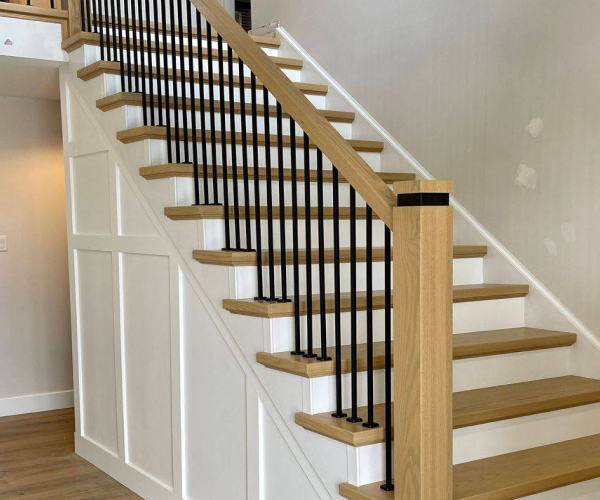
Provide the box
[0,408,140,499]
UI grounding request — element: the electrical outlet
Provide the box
[0,236,7,252]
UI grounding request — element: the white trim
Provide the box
[276,26,600,353]
[76,434,180,500]
[0,390,74,417]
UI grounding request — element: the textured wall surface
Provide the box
[0,96,72,403]
[253,0,600,338]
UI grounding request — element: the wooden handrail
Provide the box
[190,0,396,228]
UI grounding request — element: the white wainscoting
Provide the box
[60,68,327,500]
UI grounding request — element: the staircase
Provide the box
[60,0,600,498]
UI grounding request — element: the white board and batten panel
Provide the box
[121,252,174,490]
[75,249,119,456]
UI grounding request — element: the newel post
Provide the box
[393,180,454,500]
[67,0,81,38]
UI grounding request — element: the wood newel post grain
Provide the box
[67,0,81,37]
[393,180,454,500]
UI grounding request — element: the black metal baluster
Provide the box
[97,0,105,60]
[130,0,139,88]
[331,166,346,417]
[289,118,304,356]
[144,0,155,125]
[316,149,330,361]
[186,0,199,206]
[116,0,125,92]
[381,226,394,492]
[195,11,209,203]
[123,0,132,92]
[218,35,231,250]
[303,134,317,358]
[263,86,276,300]
[102,0,111,60]
[160,0,172,163]
[250,73,266,300]
[176,0,189,159]
[109,0,117,61]
[228,45,241,249]
[136,0,147,125]
[152,0,163,125]
[93,0,100,33]
[84,0,91,31]
[276,102,290,302]
[205,23,219,203]
[238,58,252,249]
[363,205,379,428]
[347,186,362,423]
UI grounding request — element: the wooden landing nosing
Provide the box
[222,284,530,318]
[193,245,486,266]
[256,328,576,378]
[142,164,411,183]
[340,432,600,500]
[79,61,326,95]
[119,126,384,152]
[64,33,301,69]
[297,376,600,447]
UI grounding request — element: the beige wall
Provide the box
[253,0,600,337]
[0,96,72,405]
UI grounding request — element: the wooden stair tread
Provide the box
[100,92,345,117]
[118,126,384,152]
[223,284,530,318]
[194,245,486,266]
[165,205,382,221]
[340,433,600,500]
[64,32,302,69]
[142,164,412,183]
[62,23,281,51]
[296,376,600,447]
[256,328,576,378]
[78,60,326,95]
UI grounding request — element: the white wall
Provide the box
[0,96,72,416]
[252,0,600,340]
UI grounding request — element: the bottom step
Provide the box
[339,433,600,500]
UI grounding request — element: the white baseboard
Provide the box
[0,390,74,417]
[75,434,181,500]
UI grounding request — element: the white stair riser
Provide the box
[231,258,483,299]
[265,297,525,353]
[149,140,382,171]
[124,106,346,137]
[82,45,301,81]
[102,73,323,108]
[302,347,570,414]
[199,219,387,256]
[347,402,600,487]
